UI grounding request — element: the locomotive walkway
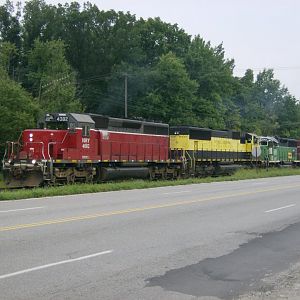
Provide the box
[1,176,300,299]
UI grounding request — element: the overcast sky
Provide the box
[3,0,300,99]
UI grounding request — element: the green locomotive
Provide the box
[259,136,297,165]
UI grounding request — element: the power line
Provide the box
[77,71,139,84]
[83,89,137,109]
[124,73,128,118]
[235,66,300,72]
[77,73,113,83]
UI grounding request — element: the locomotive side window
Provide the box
[68,122,76,133]
[245,133,253,143]
[82,125,90,137]
[69,122,76,129]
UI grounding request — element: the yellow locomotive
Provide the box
[169,126,258,176]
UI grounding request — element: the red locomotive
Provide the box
[3,113,180,187]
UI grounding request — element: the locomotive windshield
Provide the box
[39,113,69,130]
[39,113,95,131]
[45,121,68,130]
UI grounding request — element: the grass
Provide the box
[0,167,300,201]
[0,173,5,189]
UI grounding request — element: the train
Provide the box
[2,112,300,188]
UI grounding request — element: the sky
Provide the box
[2,0,300,99]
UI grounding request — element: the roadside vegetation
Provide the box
[1,168,300,201]
[0,173,5,189]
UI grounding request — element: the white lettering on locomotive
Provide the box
[56,116,68,122]
[82,137,90,149]
[102,130,110,140]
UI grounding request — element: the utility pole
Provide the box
[38,78,42,102]
[124,73,128,118]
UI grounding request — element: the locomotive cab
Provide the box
[3,113,96,187]
[40,113,95,133]
[259,136,279,163]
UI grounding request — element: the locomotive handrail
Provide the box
[11,141,14,160]
[3,141,19,161]
[2,142,9,168]
[3,142,10,161]
[17,131,23,145]
[47,131,69,159]
[61,131,69,144]
[48,142,55,160]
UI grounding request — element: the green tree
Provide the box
[275,94,300,137]
[0,41,17,74]
[21,3,192,114]
[233,69,262,133]
[136,17,191,64]
[185,36,237,129]
[27,39,82,113]
[22,0,50,50]
[0,67,39,153]
[251,69,288,135]
[0,1,21,47]
[134,52,198,125]
[60,3,142,112]
[0,2,22,79]
[235,68,300,137]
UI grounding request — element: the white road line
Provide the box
[163,191,191,195]
[265,204,296,213]
[0,207,44,213]
[0,250,113,280]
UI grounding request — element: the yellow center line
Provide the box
[1,184,300,232]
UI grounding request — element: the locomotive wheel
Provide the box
[48,176,56,187]
[85,173,94,183]
[67,174,75,184]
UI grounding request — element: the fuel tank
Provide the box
[101,167,149,181]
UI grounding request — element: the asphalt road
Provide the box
[1,175,300,299]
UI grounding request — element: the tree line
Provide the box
[1,0,299,150]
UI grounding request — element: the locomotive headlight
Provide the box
[29,133,33,138]
[29,138,33,142]
[32,159,37,164]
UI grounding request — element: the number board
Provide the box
[45,114,69,122]
[56,116,69,122]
